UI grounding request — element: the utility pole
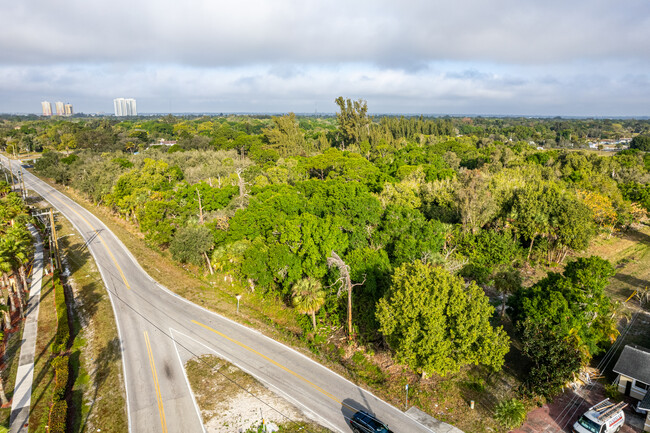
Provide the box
[7,158,15,188]
[49,208,61,270]
[19,166,27,199]
[196,187,204,224]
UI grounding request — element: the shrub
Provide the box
[52,355,69,401]
[48,399,67,433]
[60,154,79,165]
[52,281,69,354]
[494,398,527,430]
[603,383,622,401]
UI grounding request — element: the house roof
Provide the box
[639,391,650,411]
[613,345,650,386]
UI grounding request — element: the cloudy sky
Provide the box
[1,0,649,116]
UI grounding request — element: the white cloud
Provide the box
[2,0,650,66]
[1,61,648,116]
[1,0,649,115]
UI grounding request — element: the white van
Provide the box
[572,399,626,433]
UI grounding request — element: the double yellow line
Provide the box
[50,194,131,290]
[145,331,168,433]
[34,175,169,430]
[192,320,344,406]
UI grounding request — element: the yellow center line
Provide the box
[192,320,350,408]
[47,189,131,290]
[145,331,168,433]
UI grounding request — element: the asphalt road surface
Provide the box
[1,155,435,433]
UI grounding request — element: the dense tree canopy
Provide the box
[377,262,509,376]
[5,103,647,390]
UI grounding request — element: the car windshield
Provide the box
[578,416,602,433]
[356,412,390,433]
[366,417,390,433]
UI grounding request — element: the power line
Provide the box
[59,248,331,433]
[553,309,641,429]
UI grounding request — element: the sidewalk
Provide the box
[9,224,44,433]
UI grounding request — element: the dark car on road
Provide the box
[349,411,394,433]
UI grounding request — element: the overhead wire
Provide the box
[553,309,641,429]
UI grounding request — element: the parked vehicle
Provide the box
[349,411,394,433]
[572,399,626,433]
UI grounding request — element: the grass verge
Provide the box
[29,270,57,432]
[54,204,127,433]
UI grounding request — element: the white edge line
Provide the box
[169,328,207,433]
[168,328,343,433]
[167,286,434,432]
[21,179,134,433]
[4,160,133,430]
[15,159,435,433]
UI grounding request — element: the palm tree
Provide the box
[8,227,33,304]
[0,193,28,229]
[0,246,17,325]
[0,332,8,407]
[494,267,522,316]
[0,229,32,318]
[0,181,10,198]
[292,277,326,330]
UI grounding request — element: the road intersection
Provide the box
[1,155,435,433]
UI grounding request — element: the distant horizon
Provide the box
[2,110,650,121]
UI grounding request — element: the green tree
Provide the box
[509,183,554,260]
[262,113,308,157]
[58,132,77,155]
[494,266,522,316]
[292,277,326,330]
[346,247,391,336]
[455,169,496,233]
[375,206,446,265]
[520,319,585,397]
[377,261,509,377]
[547,195,595,263]
[278,213,349,279]
[630,135,650,151]
[169,226,214,269]
[511,256,616,359]
[137,199,178,247]
[455,230,521,282]
[334,97,370,148]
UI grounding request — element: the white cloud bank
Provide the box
[1,0,649,115]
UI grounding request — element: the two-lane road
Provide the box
[1,156,434,433]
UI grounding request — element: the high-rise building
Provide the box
[113,98,137,116]
[64,103,73,117]
[127,99,137,116]
[55,101,64,116]
[41,101,52,116]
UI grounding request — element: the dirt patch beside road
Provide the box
[185,354,332,433]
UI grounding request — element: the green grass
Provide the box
[55,209,127,433]
[583,224,650,380]
[29,271,57,432]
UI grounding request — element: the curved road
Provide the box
[1,155,434,433]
